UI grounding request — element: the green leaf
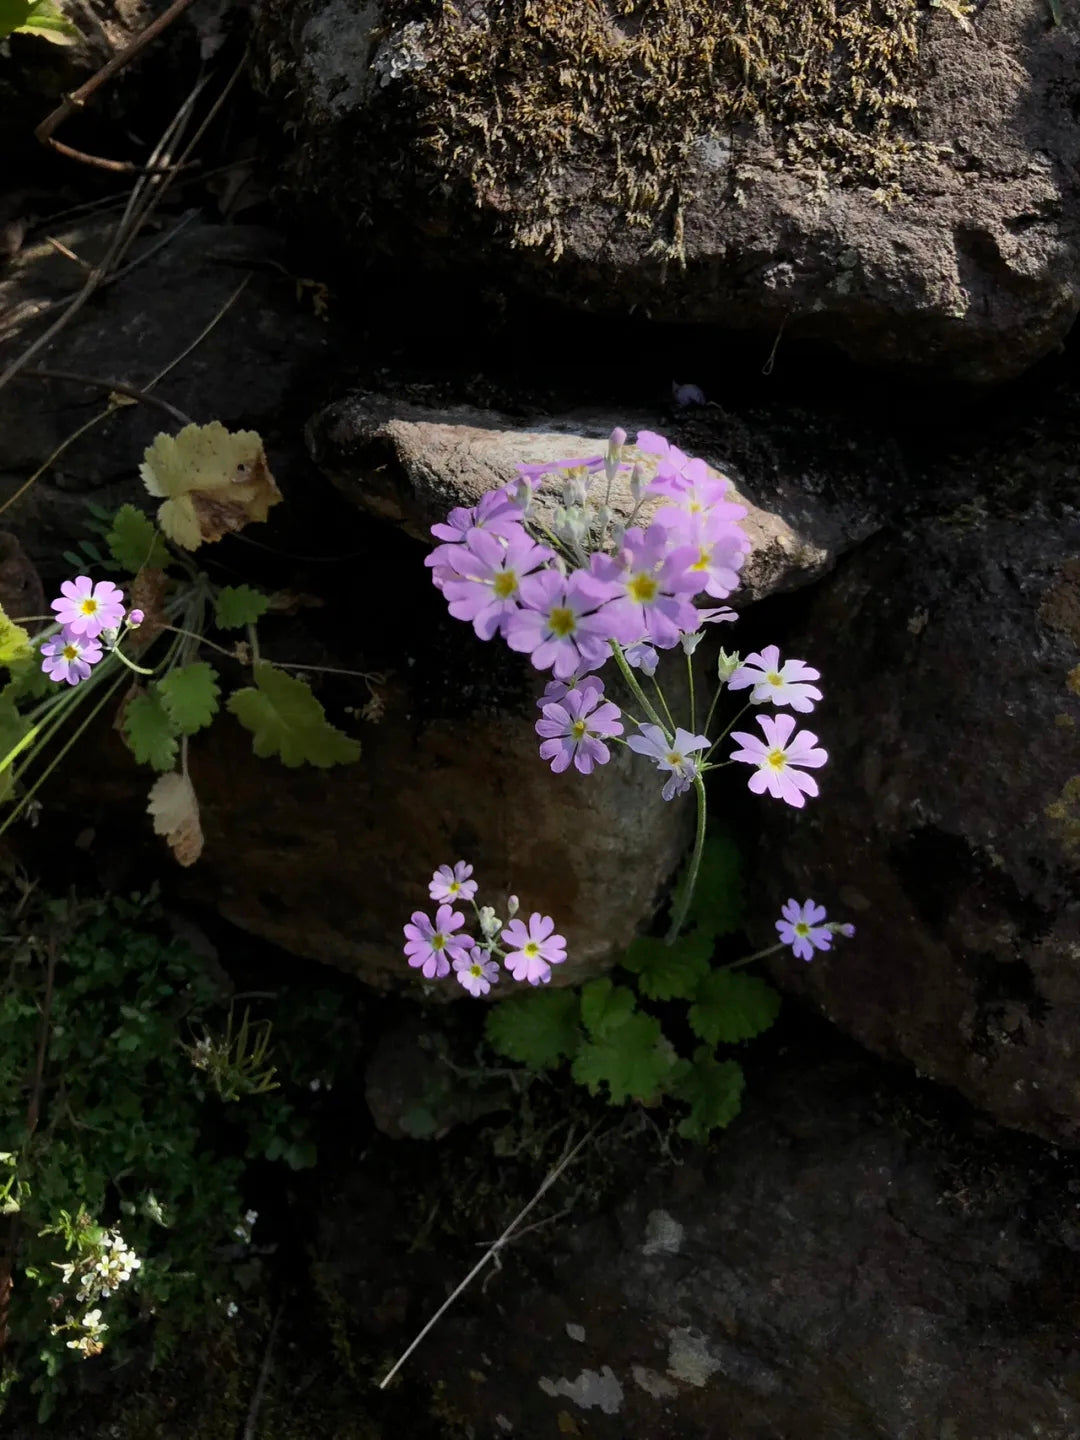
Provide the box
[671,833,744,940]
[571,1012,676,1105]
[0,699,30,803]
[485,988,580,1070]
[156,663,220,735]
[8,0,81,39]
[123,691,180,772]
[671,1049,745,1142]
[688,969,781,1046]
[0,603,32,670]
[580,978,636,1040]
[227,662,360,768]
[214,585,270,630]
[622,928,713,1001]
[3,654,54,703]
[106,505,171,574]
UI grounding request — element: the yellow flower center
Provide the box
[62,644,79,661]
[432,934,446,950]
[493,571,518,599]
[548,605,576,637]
[795,922,810,937]
[448,880,460,895]
[571,719,588,740]
[80,598,98,616]
[470,963,483,978]
[766,748,787,771]
[767,672,783,687]
[524,941,540,958]
[666,750,685,767]
[691,548,711,571]
[628,573,659,604]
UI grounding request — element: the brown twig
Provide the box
[35,0,202,170]
[19,367,195,426]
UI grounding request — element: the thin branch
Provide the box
[19,368,194,426]
[242,1304,284,1440]
[377,1123,601,1390]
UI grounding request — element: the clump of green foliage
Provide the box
[379,0,927,257]
[484,835,780,1141]
[0,881,338,1420]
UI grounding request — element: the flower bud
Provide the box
[680,630,703,656]
[717,649,741,683]
[506,894,520,918]
[629,462,646,505]
[126,609,145,628]
[478,906,502,939]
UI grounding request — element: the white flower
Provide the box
[726,645,822,713]
[626,723,710,801]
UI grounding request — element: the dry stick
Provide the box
[242,1304,284,1440]
[19,368,195,426]
[377,1123,601,1390]
[35,0,202,170]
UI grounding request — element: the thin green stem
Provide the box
[705,701,752,763]
[650,677,677,735]
[611,643,667,734]
[665,772,707,945]
[687,651,696,734]
[720,941,787,971]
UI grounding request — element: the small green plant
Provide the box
[484,834,781,1141]
[0,422,372,866]
[0,882,328,1420]
[0,0,80,43]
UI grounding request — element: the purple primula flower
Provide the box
[676,513,750,601]
[403,904,474,979]
[51,576,125,639]
[591,525,699,649]
[454,951,501,996]
[729,712,828,808]
[40,628,103,686]
[623,640,659,677]
[727,646,823,713]
[441,527,554,639]
[516,455,605,485]
[429,861,478,904]
[536,685,623,775]
[635,430,695,475]
[501,912,567,985]
[626,723,710,800]
[504,568,620,680]
[776,899,833,961]
[537,672,605,707]
[429,486,525,545]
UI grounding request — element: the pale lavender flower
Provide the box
[537,672,605,706]
[676,512,750,601]
[454,951,501,996]
[624,640,659,677]
[727,646,822,713]
[441,527,554,639]
[429,487,525,545]
[429,861,478,904]
[403,904,474,979]
[501,912,567,985]
[591,525,699,649]
[505,568,620,679]
[51,576,125,639]
[41,629,103,686]
[626,723,710,801]
[635,430,695,474]
[729,712,827,808]
[776,899,833,961]
[536,685,623,774]
[516,455,604,484]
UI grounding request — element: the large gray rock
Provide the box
[755,487,1080,1144]
[255,0,1080,382]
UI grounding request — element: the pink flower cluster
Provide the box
[404,861,567,994]
[41,577,142,686]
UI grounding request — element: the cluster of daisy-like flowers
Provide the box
[425,427,828,808]
[404,861,567,994]
[50,1227,142,1357]
[41,576,143,686]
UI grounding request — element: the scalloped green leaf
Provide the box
[226,662,360,768]
[484,988,581,1070]
[688,970,781,1046]
[105,505,171,574]
[156,663,220,736]
[671,1049,745,1142]
[571,1012,676,1105]
[214,585,270,630]
[580,978,636,1040]
[122,691,179,772]
[622,928,713,1001]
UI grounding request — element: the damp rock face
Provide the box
[255,0,1080,382]
[754,492,1080,1145]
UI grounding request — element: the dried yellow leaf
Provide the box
[147,771,204,866]
[139,422,281,550]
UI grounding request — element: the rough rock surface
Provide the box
[308,393,884,603]
[255,0,1080,382]
[755,487,1080,1145]
[323,1035,1080,1440]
